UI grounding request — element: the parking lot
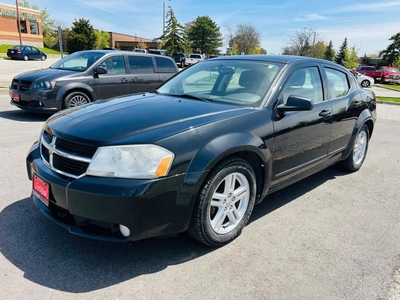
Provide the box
[0,58,400,299]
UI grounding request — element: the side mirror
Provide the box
[94,66,107,75]
[277,95,314,113]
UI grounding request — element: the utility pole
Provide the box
[15,0,22,46]
[162,0,171,35]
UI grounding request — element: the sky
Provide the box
[2,0,400,56]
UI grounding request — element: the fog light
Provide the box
[119,224,130,237]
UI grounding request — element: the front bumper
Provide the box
[9,88,60,112]
[27,143,194,242]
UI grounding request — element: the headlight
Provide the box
[86,145,174,179]
[32,81,55,90]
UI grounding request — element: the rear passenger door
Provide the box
[127,55,161,94]
[323,67,364,155]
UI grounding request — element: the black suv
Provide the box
[9,50,178,113]
[172,53,187,68]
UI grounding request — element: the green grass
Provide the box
[376,83,400,91]
[377,97,400,103]
[0,44,62,56]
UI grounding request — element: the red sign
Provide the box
[33,174,49,206]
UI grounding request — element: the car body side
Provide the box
[26,55,376,244]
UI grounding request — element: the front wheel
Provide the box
[63,91,91,109]
[341,124,369,172]
[188,157,256,247]
[41,55,46,61]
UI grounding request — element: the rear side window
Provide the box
[325,68,350,99]
[154,57,176,73]
[128,56,154,73]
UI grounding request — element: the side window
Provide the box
[325,68,350,99]
[99,55,126,75]
[281,67,323,104]
[128,56,154,73]
[154,57,176,73]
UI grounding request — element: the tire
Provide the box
[341,124,369,172]
[188,157,256,247]
[41,55,46,61]
[64,91,91,109]
[23,55,29,61]
[360,80,370,88]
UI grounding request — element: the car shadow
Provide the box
[249,165,349,223]
[0,165,348,293]
[0,109,51,122]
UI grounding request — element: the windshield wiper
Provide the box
[173,93,214,102]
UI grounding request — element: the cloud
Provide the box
[295,14,327,21]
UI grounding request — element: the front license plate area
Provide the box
[33,174,49,206]
[12,93,20,102]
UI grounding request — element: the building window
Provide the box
[19,20,27,33]
[30,22,39,35]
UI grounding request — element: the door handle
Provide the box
[120,78,128,82]
[319,110,331,117]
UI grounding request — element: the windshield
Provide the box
[50,51,106,72]
[156,59,283,107]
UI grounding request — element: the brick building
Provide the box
[108,32,158,51]
[0,3,43,47]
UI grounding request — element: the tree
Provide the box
[379,32,400,67]
[341,46,359,69]
[324,40,335,61]
[66,18,96,53]
[18,0,58,48]
[186,16,223,54]
[94,30,110,49]
[231,24,261,54]
[283,26,321,57]
[310,41,326,59]
[157,7,189,54]
[335,37,348,65]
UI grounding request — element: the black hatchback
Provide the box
[9,50,178,113]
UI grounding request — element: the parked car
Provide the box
[379,66,400,84]
[27,55,376,247]
[353,71,374,88]
[171,52,187,68]
[9,50,178,113]
[6,45,47,61]
[185,54,205,66]
[147,49,169,56]
[356,65,381,83]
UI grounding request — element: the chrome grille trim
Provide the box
[40,132,95,179]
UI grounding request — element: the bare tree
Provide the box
[284,26,323,57]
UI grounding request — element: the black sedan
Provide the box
[6,45,47,61]
[26,55,376,247]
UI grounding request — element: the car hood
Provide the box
[45,93,256,145]
[14,68,79,82]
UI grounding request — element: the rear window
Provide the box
[381,67,400,72]
[360,67,376,71]
[154,57,177,73]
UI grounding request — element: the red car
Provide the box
[379,66,400,84]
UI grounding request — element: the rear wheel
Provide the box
[360,80,370,88]
[64,91,91,109]
[188,157,256,247]
[41,55,46,61]
[341,124,369,172]
[23,55,29,61]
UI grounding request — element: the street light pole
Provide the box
[162,0,170,35]
[15,0,22,46]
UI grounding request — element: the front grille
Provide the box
[40,129,98,178]
[11,79,32,91]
